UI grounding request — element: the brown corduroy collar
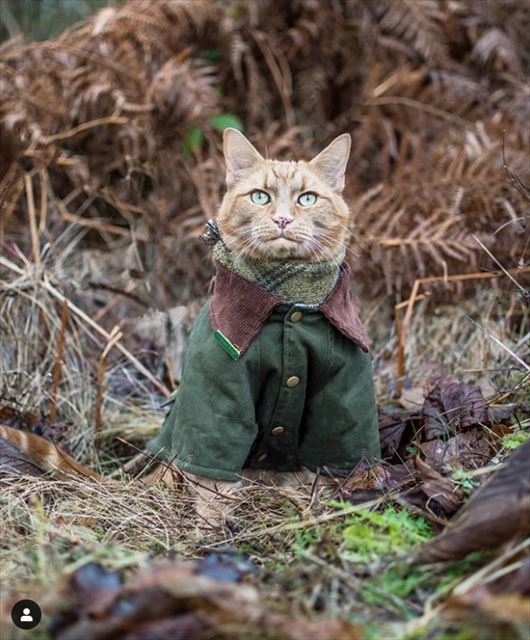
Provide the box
[209,261,369,358]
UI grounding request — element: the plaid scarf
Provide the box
[212,240,345,305]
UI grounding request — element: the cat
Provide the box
[148,129,380,526]
[0,131,380,529]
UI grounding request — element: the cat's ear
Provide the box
[223,128,263,186]
[309,133,351,192]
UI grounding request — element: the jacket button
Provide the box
[286,376,300,388]
[271,426,284,436]
[290,310,302,322]
[258,453,268,461]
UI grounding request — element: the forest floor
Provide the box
[1,266,528,640]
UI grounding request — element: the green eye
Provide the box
[298,192,317,206]
[250,190,271,205]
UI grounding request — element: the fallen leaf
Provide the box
[415,456,462,516]
[0,435,44,477]
[378,409,421,460]
[447,591,530,628]
[416,439,530,562]
[46,560,361,640]
[419,430,491,472]
[422,377,488,439]
[275,618,363,640]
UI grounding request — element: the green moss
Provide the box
[342,506,432,563]
[502,430,530,450]
[450,468,479,496]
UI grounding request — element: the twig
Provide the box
[472,234,528,295]
[206,493,397,548]
[39,116,129,144]
[49,300,69,423]
[0,255,171,397]
[502,131,530,202]
[452,538,530,596]
[24,173,40,268]
[394,267,530,390]
[365,96,474,129]
[38,168,48,233]
[464,314,530,372]
[61,209,148,241]
[95,325,123,433]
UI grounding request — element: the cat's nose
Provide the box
[272,215,293,230]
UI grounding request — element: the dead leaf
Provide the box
[47,560,361,640]
[447,591,530,628]
[399,385,425,410]
[416,439,530,562]
[341,462,396,504]
[378,409,421,459]
[415,456,462,516]
[419,430,492,472]
[0,435,44,477]
[488,556,530,597]
[422,377,488,439]
[275,618,363,640]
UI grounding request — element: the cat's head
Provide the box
[216,129,351,262]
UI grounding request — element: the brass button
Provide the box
[290,310,303,323]
[258,453,268,461]
[271,426,284,436]
[286,376,300,388]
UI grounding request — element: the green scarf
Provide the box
[213,240,345,305]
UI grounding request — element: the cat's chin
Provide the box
[252,237,315,260]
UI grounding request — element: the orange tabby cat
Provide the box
[148,129,380,527]
[0,130,378,531]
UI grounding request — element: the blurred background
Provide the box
[1,0,528,405]
[0,0,117,42]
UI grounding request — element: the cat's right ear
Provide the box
[223,128,263,186]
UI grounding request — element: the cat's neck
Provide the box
[213,241,345,305]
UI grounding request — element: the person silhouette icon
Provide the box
[11,599,41,629]
[20,608,33,622]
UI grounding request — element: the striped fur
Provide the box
[0,424,101,481]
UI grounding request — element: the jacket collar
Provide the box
[209,261,369,357]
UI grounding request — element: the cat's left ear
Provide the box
[223,128,264,187]
[309,133,351,192]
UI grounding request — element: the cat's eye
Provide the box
[250,190,271,205]
[297,192,317,206]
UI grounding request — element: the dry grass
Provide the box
[1,254,528,639]
[1,0,528,317]
[1,1,529,638]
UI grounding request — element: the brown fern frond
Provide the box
[148,54,220,126]
[471,28,522,74]
[1,0,529,313]
[365,0,448,64]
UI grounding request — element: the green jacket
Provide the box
[148,265,380,481]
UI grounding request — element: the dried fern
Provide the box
[1,0,528,318]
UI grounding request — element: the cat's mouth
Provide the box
[266,233,301,244]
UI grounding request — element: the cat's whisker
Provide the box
[311,230,358,260]
[300,234,338,263]
[234,234,262,264]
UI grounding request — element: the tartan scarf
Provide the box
[212,240,345,305]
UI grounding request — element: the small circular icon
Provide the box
[10,599,42,630]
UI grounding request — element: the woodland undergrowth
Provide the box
[0,1,529,639]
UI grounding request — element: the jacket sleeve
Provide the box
[147,304,260,481]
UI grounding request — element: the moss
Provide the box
[341,506,432,563]
[502,430,530,450]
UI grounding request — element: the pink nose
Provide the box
[272,216,292,230]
